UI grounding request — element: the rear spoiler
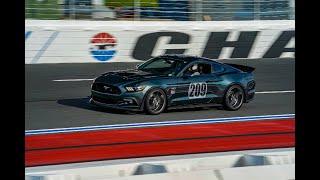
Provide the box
[225,63,255,73]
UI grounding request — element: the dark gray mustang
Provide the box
[90,55,255,115]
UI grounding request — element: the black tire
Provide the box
[223,85,245,111]
[144,88,167,115]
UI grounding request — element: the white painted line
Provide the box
[256,90,295,94]
[25,114,295,135]
[53,79,94,82]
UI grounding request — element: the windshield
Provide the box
[138,57,188,76]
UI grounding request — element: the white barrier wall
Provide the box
[25,20,295,64]
[25,148,295,180]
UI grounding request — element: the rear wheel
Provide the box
[223,85,244,111]
[144,88,167,115]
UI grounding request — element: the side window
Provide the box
[212,63,224,73]
[199,63,212,74]
[142,58,172,69]
[183,63,212,76]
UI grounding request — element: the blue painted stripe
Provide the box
[25,31,32,40]
[25,114,295,136]
[31,31,59,64]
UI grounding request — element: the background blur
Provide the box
[26,0,295,21]
[25,0,295,177]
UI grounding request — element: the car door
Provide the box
[169,62,222,106]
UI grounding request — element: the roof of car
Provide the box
[158,54,218,63]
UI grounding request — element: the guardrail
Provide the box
[26,0,295,21]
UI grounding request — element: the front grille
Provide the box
[92,96,119,104]
[92,83,121,94]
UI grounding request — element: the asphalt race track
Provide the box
[25,58,295,130]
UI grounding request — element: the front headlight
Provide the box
[125,85,145,92]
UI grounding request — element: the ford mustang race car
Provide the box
[90,55,255,114]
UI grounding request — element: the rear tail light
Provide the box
[247,81,255,90]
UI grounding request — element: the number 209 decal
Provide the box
[188,82,207,99]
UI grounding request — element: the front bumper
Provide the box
[90,90,143,111]
[90,98,142,111]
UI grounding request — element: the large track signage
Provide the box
[132,31,295,60]
[25,20,295,64]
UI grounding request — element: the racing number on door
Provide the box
[188,82,207,99]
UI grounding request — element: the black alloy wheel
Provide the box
[223,85,245,111]
[144,88,167,115]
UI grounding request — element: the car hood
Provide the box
[94,69,161,85]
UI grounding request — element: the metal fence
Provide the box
[26,0,295,21]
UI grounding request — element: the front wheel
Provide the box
[223,85,245,111]
[144,88,167,115]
